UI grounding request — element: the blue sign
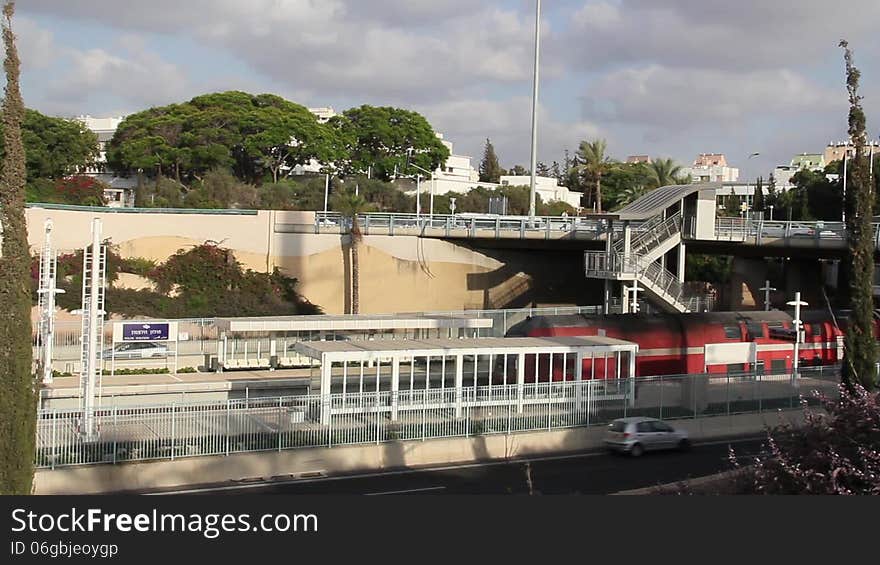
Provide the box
[122,323,170,342]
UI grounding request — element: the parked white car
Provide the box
[101,341,168,360]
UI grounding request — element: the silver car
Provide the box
[604,417,689,457]
[101,341,169,360]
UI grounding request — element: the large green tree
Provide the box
[1,109,99,181]
[479,138,502,183]
[753,176,765,212]
[329,105,449,182]
[839,40,877,390]
[0,1,37,495]
[108,91,344,185]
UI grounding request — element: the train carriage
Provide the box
[501,310,867,382]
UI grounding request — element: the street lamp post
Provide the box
[528,0,541,221]
[450,197,457,216]
[759,280,776,312]
[787,292,809,377]
[768,204,774,221]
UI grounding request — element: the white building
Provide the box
[499,175,583,209]
[74,115,137,208]
[682,153,740,183]
[308,107,337,124]
[75,115,125,171]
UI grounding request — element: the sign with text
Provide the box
[704,342,757,366]
[113,321,178,343]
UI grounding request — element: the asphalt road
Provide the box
[157,437,767,496]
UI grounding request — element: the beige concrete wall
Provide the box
[25,207,532,314]
[34,410,796,494]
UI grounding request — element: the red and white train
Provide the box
[504,310,874,380]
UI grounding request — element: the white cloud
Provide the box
[43,36,189,113]
[584,65,840,128]
[420,97,602,167]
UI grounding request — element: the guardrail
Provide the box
[313,212,626,240]
[34,366,841,469]
[713,218,877,246]
[26,203,259,216]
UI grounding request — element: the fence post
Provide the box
[376,390,381,445]
[113,405,118,464]
[465,389,470,437]
[659,375,663,420]
[170,403,176,461]
[225,400,230,456]
[51,410,57,471]
[623,378,627,419]
[547,383,552,431]
[278,397,283,452]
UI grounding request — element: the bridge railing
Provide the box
[714,218,868,245]
[34,366,841,469]
[315,212,627,239]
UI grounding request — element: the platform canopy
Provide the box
[294,335,636,361]
[295,335,639,424]
[216,313,494,333]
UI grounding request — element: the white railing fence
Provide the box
[36,366,841,469]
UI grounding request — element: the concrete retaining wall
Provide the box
[34,409,800,494]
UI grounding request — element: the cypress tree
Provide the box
[753,176,765,212]
[0,1,38,494]
[839,40,877,390]
[478,138,501,183]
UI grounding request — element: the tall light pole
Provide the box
[323,173,330,214]
[787,292,808,377]
[528,0,541,221]
[409,161,436,220]
[759,280,776,312]
[842,150,848,223]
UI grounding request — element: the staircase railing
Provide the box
[613,212,682,256]
[585,249,702,312]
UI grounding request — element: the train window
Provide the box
[723,325,741,339]
[771,359,787,373]
[746,323,765,340]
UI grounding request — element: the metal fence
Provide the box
[35,366,841,469]
[36,307,615,371]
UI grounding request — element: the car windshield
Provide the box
[609,421,627,432]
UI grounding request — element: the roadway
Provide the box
[149,437,765,496]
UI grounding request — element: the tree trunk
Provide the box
[351,239,359,315]
[595,176,603,213]
[0,1,38,495]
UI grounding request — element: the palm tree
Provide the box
[617,184,649,208]
[574,139,614,213]
[332,189,372,314]
[648,158,685,188]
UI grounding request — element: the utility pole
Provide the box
[759,280,776,312]
[787,292,809,377]
[37,219,65,385]
[323,173,330,214]
[528,0,541,221]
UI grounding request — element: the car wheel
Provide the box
[678,439,690,451]
[630,443,644,457]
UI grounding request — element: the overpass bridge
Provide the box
[305,183,877,314]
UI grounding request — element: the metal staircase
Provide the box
[587,212,706,313]
[613,212,682,264]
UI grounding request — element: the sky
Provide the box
[9,0,880,180]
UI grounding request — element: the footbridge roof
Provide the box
[616,182,721,221]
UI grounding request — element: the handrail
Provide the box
[585,249,702,312]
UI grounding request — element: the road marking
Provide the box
[365,486,446,496]
[146,436,765,495]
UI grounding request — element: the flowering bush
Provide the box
[736,385,880,494]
